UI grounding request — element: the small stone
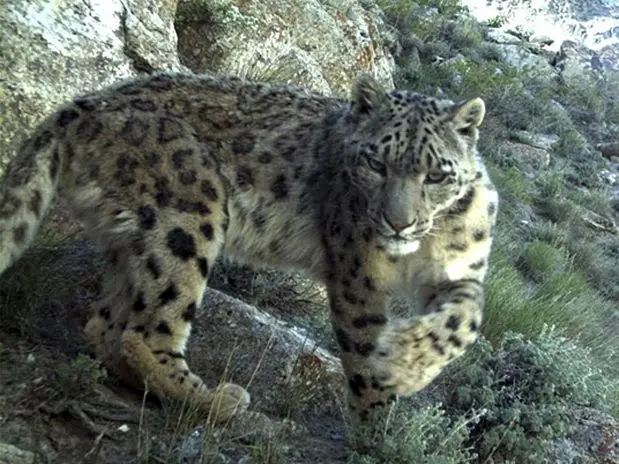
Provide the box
[0,442,35,464]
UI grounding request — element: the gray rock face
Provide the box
[0,0,181,173]
[175,0,395,96]
[462,0,619,79]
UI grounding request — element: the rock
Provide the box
[0,0,180,174]
[598,168,618,188]
[460,0,619,55]
[580,208,617,234]
[494,44,556,80]
[175,0,395,96]
[529,33,554,46]
[121,0,185,72]
[499,140,551,172]
[0,442,35,464]
[486,28,521,44]
[597,142,619,161]
[515,131,560,151]
[553,40,605,87]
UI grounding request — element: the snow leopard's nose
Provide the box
[383,213,414,234]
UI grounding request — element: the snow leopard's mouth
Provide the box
[376,234,421,256]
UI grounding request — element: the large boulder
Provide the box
[0,0,182,173]
[175,0,395,95]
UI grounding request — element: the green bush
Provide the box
[483,15,508,28]
[521,241,567,281]
[442,328,618,463]
[348,404,477,463]
[552,129,587,159]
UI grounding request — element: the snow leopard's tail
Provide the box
[0,120,62,274]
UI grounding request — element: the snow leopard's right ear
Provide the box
[351,74,388,123]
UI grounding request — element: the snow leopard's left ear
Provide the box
[351,73,388,123]
[451,98,485,134]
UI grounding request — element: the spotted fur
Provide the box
[0,72,498,423]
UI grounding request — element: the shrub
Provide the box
[442,328,618,463]
[521,240,567,281]
[348,404,477,463]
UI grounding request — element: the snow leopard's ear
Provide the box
[351,74,388,123]
[451,98,485,136]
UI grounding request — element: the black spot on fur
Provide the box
[343,291,358,305]
[236,166,254,190]
[50,148,60,179]
[348,374,367,397]
[120,118,150,146]
[76,119,104,142]
[57,108,80,127]
[232,132,256,154]
[32,130,53,151]
[449,187,475,215]
[167,228,196,260]
[269,240,281,254]
[158,118,184,143]
[293,165,303,179]
[98,307,111,320]
[154,177,174,207]
[172,149,192,170]
[28,190,42,216]
[328,221,342,237]
[200,180,218,201]
[363,276,376,291]
[335,328,352,352]
[258,152,272,164]
[447,334,463,347]
[179,170,197,185]
[145,74,175,90]
[355,342,375,357]
[73,97,98,111]
[196,257,208,278]
[470,259,485,270]
[200,222,214,241]
[448,242,468,252]
[114,153,140,187]
[146,255,161,279]
[159,283,178,305]
[130,99,157,112]
[13,223,28,244]
[176,199,210,215]
[470,320,479,332]
[164,99,191,117]
[182,303,197,321]
[131,235,146,255]
[472,230,486,242]
[445,314,461,331]
[352,314,387,329]
[155,321,173,335]
[147,151,160,167]
[252,211,267,230]
[488,202,497,216]
[133,292,147,312]
[138,205,157,230]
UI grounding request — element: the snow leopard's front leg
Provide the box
[374,279,484,397]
